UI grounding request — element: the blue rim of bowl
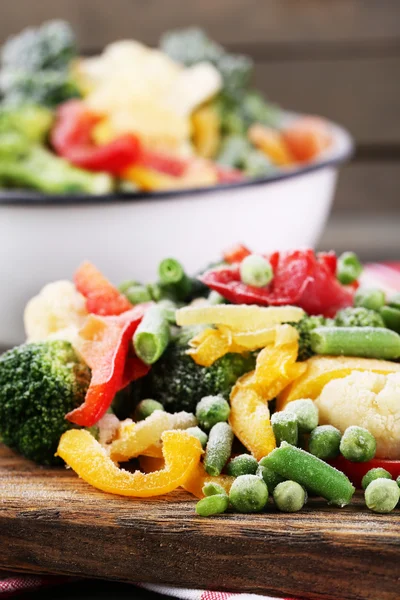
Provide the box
[0,115,353,207]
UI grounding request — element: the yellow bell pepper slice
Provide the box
[248,124,295,166]
[231,323,298,350]
[182,462,234,498]
[176,305,304,331]
[192,105,221,159]
[277,355,400,411]
[110,410,174,462]
[248,342,306,399]
[229,374,276,461]
[57,429,203,498]
[139,455,165,473]
[187,326,243,367]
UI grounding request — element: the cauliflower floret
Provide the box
[315,371,400,459]
[24,280,88,347]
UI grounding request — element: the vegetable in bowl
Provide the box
[0,20,334,195]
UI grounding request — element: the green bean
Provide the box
[196,494,229,516]
[309,425,341,460]
[203,482,227,497]
[124,284,152,304]
[240,254,273,288]
[158,258,192,300]
[273,480,307,512]
[364,479,400,513]
[204,422,234,476]
[283,399,318,433]
[196,395,230,430]
[355,288,386,311]
[134,399,164,421]
[337,252,363,285]
[225,454,259,477]
[119,279,140,294]
[310,326,400,360]
[157,299,178,324]
[361,468,392,491]
[256,464,284,492]
[380,306,400,334]
[340,426,376,462]
[186,426,208,449]
[133,305,170,365]
[229,474,269,513]
[261,442,355,507]
[271,411,298,445]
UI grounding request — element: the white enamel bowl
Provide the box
[0,117,353,347]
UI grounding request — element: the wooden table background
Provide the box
[1,0,399,261]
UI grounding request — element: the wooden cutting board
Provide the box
[0,443,399,600]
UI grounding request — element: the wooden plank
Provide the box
[254,57,400,145]
[0,444,399,600]
[1,0,400,47]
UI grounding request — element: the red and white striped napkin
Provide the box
[1,261,399,599]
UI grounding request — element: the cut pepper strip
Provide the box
[222,243,251,265]
[182,462,234,499]
[75,261,133,316]
[110,411,173,462]
[66,306,148,427]
[57,429,203,498]
[200,249,355,318]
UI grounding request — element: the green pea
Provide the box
[239,254,273,288]
[361,468,392,490]
[271,411,298,446]
[337,252,363,285]
[388,293,400,310]
[203,482,227,497]
[283,399,318,433]
[225,454,259,477]
[196,395,230,430]
[355,288,386,311]
[273,480,307,513]
[340,426,376,462]
[196,494,229,517]
[257,457,285,493]
[229,474,269,513]
[309,425,341,460]
[186,426,208,449]
[380,306,400,334]
[134,399,164,421]
[364,478,400,513]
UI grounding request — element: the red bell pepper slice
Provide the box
[66,305,149,427]
[200,249,355,317]
[51,100,141,174]
[223,243,251,265]
[329,456,400,489]
[75,261,132,316]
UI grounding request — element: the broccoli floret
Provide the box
[136,341,256,413]
[0,340,91,465]
[0,143,113,194]
[0,20,79,107]
[0,105,53,143]
[334,307,385,328]
[291,315,328,361]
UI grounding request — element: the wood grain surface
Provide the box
[0,444,399,600]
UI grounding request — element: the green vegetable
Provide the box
[136,341,255,413]
[118,280,139,294]
[196,395,230,430]
[1,21,79,107]
[0,341,91,465]
[339,426,376,463]
[157,299,178,324]
[257,457,285,492]
[0,142,113,194]
[134,399,165,421]
[364,478,400,513]
[290,315,327,361]
[397,475,400,488]
[186,426,208,448]
[196,493,229,517]
[388,293,400,310]
[334,307,385,328]
[242,149,273,178]
[225,454,259,477]
[310,326,400,360]
[283,399,318,433]
[123,285,152,305]
[157,258,192,301]
[203,482,227,497]
[361,468,392,491]
[380,306,400,334]
[354,288,386,312]
[337,252,363,285]
[271,411,298,446]
[308,425,341,460]
[273,480,307,512]
[229,474,269,513]
[216,134,272,177]
[207,291,226,305]
[240,254,273,288]
[133,305,170,365]
[204,422,234,476]
[262,442,355,507]
[0,105,53,143]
